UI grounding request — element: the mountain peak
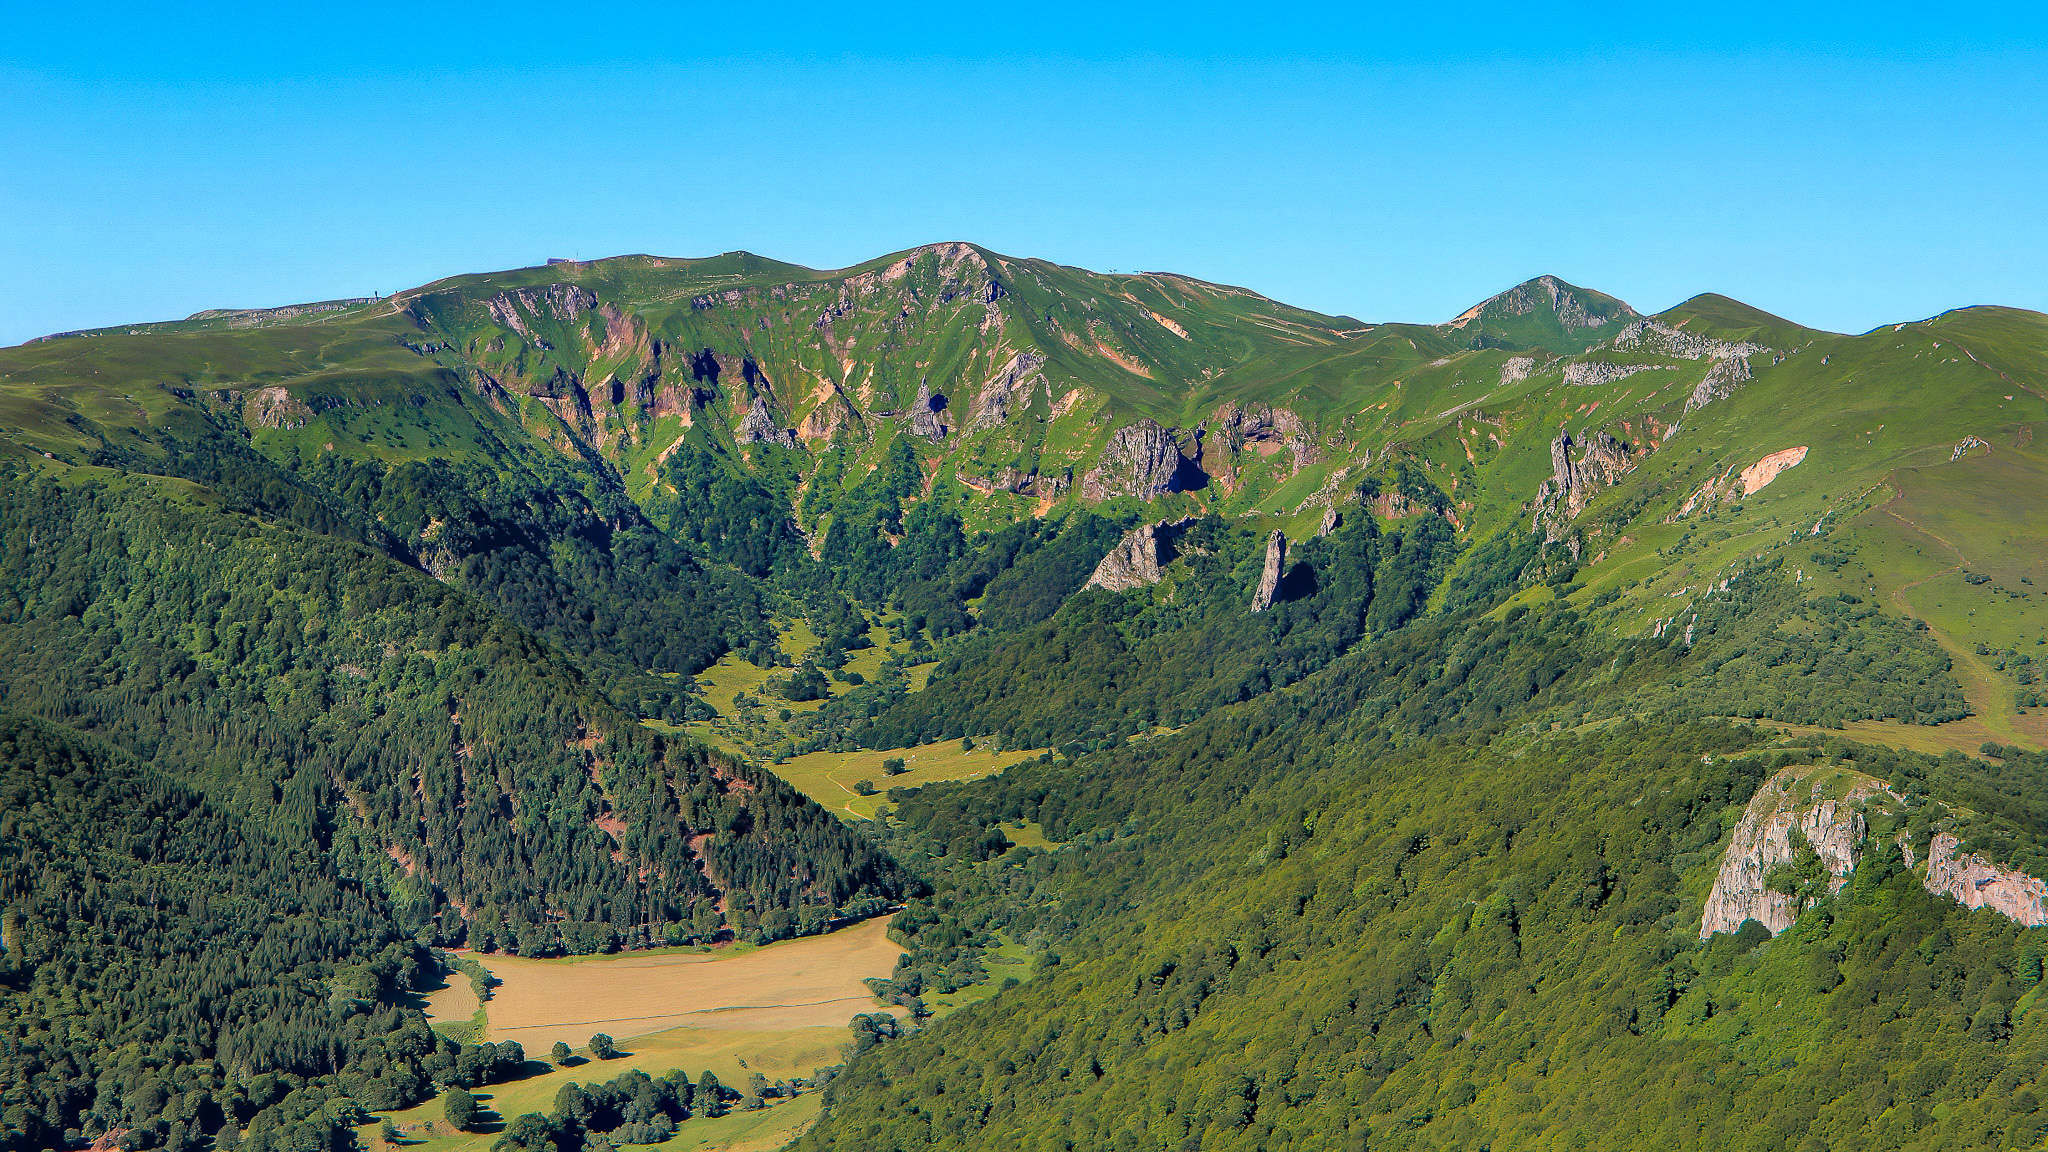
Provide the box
[1444,275,1639,354]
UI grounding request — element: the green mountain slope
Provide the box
[6,244,2048,1152]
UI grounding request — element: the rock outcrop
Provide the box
[1531,430,1635,536]
[1701,767,1894,938]
[1318,506,1341,536]
[244,386,315,430]
[1209,402,1319,481]
[1563,361,1665,388]
[1082,419,1188,501]
[735,395,797,448]
[969,351,1048,430]
[1674,446,1807,517]
[1606,319,1769,414]
[1687,352,1754,412]
[1703,767,2048,939]
[485,283,598,340]
[1086,523,1169,591]
[1924,833,2048,926]
[798,385,865,441]
[906,381,948,441]
[1250,530,1286,613]
[1499,356,1537,385]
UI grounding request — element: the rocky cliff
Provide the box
[1086,522,1170,591]
[1082,420,1189,501]
[1703,766,2048,938]
[1700,766,1892,938]
[1925,833,2048,926]
[1531,430,1636,537]
[1250,530,1286,613]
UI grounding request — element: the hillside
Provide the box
[4,246,2048,1152]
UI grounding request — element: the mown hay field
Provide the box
[479,916,905,1051]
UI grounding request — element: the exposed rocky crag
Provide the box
[1606,318,1771,413]
[1499,356,1537,385]
[1250,530,1286,613]
[1531,430,1636,536]
[1701,767,1893,938]
[244,386,316,430]
[1209,401,1319,480]
[735,395,798,448]
[798,383,866,441]
[1563,361,1665,388]
[1082,419,1189,501]
[970,351,1048,430]
[1318,506,1340,536]
[1086,522,1170,591]
[1611,317,1769,363]
[906,382,949,441]
[1925,833,2048,926]
[484,283,599,340]
[1703,767,2048,938]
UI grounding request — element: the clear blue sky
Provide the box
[4,3,2045,346]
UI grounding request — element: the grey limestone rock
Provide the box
[1250,530,1286,613]
[1085,523,1167,592]
[736,395,797,448]
[1082,419,1187,501]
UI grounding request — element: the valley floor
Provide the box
[375,919,906,1152]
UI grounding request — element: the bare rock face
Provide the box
[1531,430,1635,537]
[1209,401,1319,482]
[1703,766,2048,939]
[484,283,598,340]
[1701,767,1893,938]
[244,386,314,430]
[735,395,797,448]
[1086,523,1168,591]
[1687,352,1755,413]
[1250,530,1286,613]
[1082,419,1187,501]
[1563,361,1666,388]
[1499,356,1537,385]
[1925,833,2048,926]
[906,381,948,441]
[970,351,1048,430]
[1606,319,1769,414]
[1318,506,1341,536]
[798,387,865,442]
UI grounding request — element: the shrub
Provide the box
[442,1087,479,1132]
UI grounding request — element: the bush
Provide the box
[443,1087,479,1132]
[589,1032,617,1059]
[882,757,907,776]
[550,1041,571,1065]
[854,779,877,796]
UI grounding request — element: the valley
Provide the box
[5,245,2048,1152]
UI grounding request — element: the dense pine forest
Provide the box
[3,246,2047,1151]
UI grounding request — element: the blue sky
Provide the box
[4,3,2045,346]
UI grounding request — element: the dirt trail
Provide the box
[1878,506,2044,749]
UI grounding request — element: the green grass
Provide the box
[765,743,1048,821]
[365,1026,840,1151]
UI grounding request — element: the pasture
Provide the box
[765,742,1046,820]
[368,1025,836,1152]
